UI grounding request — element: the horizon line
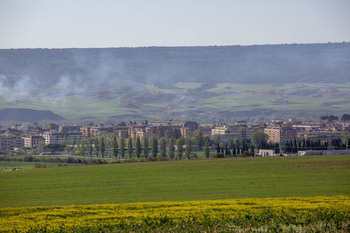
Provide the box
[0,41,348,50]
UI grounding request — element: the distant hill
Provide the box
[0,108,64,122]
[0,43,349,122]
[1,43,349,87]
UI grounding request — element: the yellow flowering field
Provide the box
[1,196,349,232]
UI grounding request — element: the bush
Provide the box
[214,152,224,158]
[35,163,47,168]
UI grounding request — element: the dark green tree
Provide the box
[251,131,269,148]
[228,140,234,149]
[75,138,82,156]
[119,137,125,158]
[216,144,220,153]
[151,136,158,158]
[135,136,141,159]
[143,137,149,159]
[193,132,205,150]
[127,137,133,159]
[204,138,210,158]
[213,134,221,144]
[100,137,105,158]
[225,145,230,156]
[176,137,184,160]
[94,138,100,157]
[168,136,175,159]
[112,135,118,159]
[88,139,93,157]
[185,138,192,159]
[80,138,87,156]
[159,137,166,158]
[233,137,240,149]
[250,144,255,156]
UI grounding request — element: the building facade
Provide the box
[264,125,296,144]
[43,131,82,145]
[22,135,44,149]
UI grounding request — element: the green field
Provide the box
[1,155,349,207]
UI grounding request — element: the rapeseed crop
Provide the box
[1,196,349,232]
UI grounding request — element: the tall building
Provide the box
[42,131,82,145]
[211,124,262,143]
[22,135,44,149]
[264,125,296,144]
[149,120,199,131]
[1,135,23,150]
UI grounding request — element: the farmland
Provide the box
[1,155,350,232]
[1,155,349,207]
[1,196,349,232]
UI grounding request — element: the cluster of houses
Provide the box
[0,120,199,152]
[0,116,349,156]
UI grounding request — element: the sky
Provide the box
[0,0,350,48]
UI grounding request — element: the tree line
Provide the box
[37,131,350,159]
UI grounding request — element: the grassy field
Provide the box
[1,155,349,207]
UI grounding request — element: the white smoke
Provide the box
[0,75,40,103]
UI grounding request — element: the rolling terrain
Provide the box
[0,43,349,122]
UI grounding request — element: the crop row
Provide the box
[1,196,349,232]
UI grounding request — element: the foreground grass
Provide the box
[1,196,349,232]
[1,155,349,207]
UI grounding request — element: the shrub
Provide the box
[214,152,224,158]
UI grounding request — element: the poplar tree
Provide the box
[204,138,210,158]
[143,137,149,159]
[94,138,100,157]
[88,139,93,157]
[127,137,133,159]
[119,137,125,158]
[185,138,192,159]
[112,135,118,159]
[151,136,158,158]
[159,137,166,158]
[168,136,175,159]
[81,138,87,156]
[176,137,184,160]
[100,137,105,158]
[135,136,141,159]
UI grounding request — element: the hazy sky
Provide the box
[1,0,350,48]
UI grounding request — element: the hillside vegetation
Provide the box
[0,43,349,122]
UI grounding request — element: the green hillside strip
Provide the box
[1,155,349,207]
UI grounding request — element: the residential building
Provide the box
[22,135,44,149]
[264,125,296,144]
[81,125,127,137]
[59,125,81,133]
[43,131,82,145]
[1,134,23,150]
[149,120,199,131]
[211,123,262,143]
